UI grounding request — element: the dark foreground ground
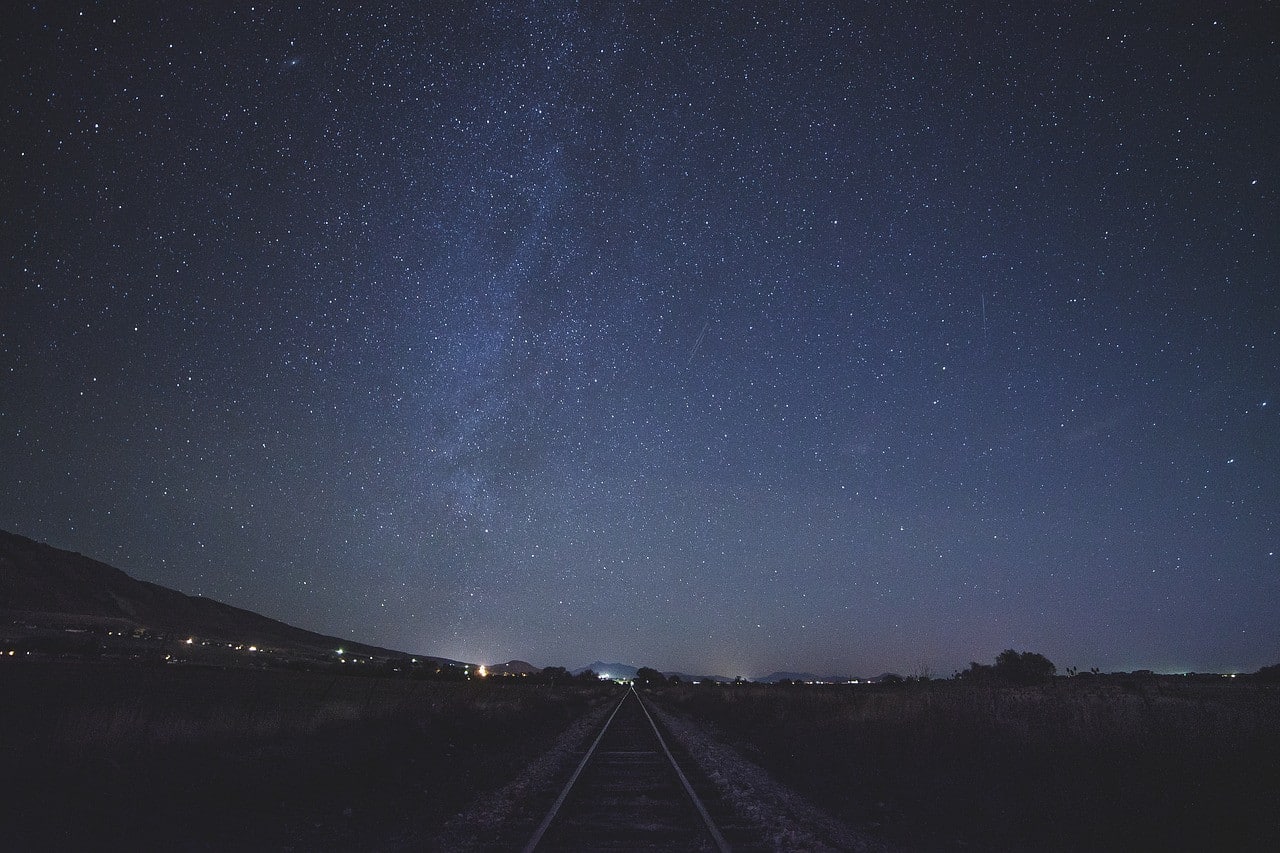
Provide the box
[1,660,614,851]
[651,678,1280,852]
[5,660,1280,852]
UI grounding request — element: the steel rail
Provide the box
[520,689,629,853]
[634,689,731,853]
[522,686,731,852]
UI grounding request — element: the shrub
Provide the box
[958,650,1056,685]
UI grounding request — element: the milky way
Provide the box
[3,2,1277,676]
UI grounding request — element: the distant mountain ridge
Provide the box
[573,661,638,679]
[571,661,869,684]
[755,671,864,683]
[573,660,736,683]
[755,671,824,683]
[487,659,539,675]
[1,530,857,680]
[0,530,455,663]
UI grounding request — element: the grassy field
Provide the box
[8,660,1276,851]
[0,660,615,851]
[652,678,1280,851]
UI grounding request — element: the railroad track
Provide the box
[521,687,760,852]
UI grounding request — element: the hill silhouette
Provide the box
[0,530,443,661]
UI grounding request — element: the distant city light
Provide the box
[477,665,488,677]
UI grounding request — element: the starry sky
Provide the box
[3,2,1277,677]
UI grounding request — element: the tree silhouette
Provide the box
[634,667,667,687]
[957,650,1056,685]
[994,650,1056,684]
[1255,663,1280,683]
[540,666,571,684]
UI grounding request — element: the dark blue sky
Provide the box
[3,2,1277,676]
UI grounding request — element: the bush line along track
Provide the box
[521,687,733,852]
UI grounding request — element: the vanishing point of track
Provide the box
[522,687,739,852]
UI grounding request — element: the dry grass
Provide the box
[1,660,613,850]
[653,678,1280,851]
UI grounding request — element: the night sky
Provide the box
[3,2,1277,677]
